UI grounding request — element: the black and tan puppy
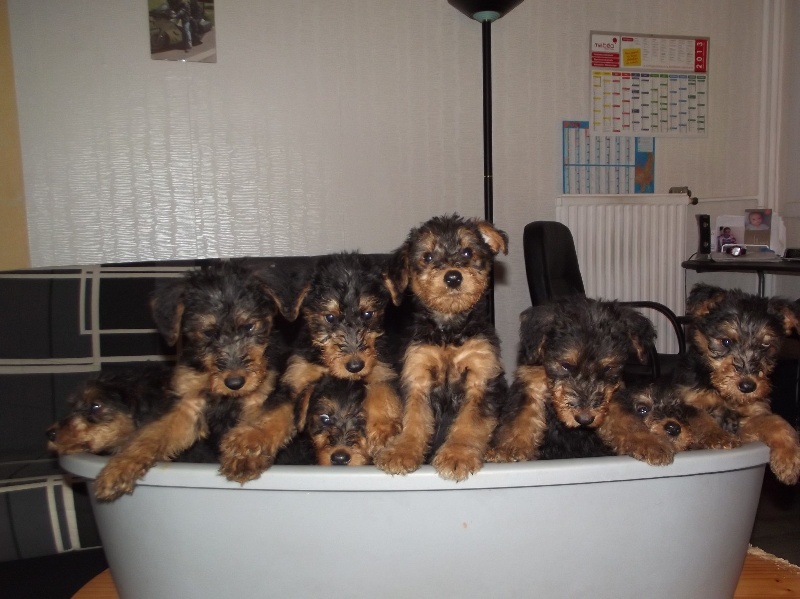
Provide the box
[374,214,509,481]
[486,296,674,463]
[674,284,800,484]
[616,384,700,453]
[93,260,294,500]
[304,375,371,466]
[47,363,175,456]
[278,252,403,459]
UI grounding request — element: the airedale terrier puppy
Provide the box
[47,363,175,456]
[277,252,403,460]
[93,260,294,500]
[615,384,699,453]
[674,283,800,484]
[304,375,371,466]
[486,295,674,463]
[374,214,509,481]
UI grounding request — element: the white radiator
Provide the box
[555,195,689,354]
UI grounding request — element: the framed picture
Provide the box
[744,208,772,247]
[714,215,745,253]
[149,0,216,63]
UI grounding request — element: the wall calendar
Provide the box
[590,31,709,137]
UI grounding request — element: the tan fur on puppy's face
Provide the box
[692,324,776,406]
[298,252,395,381]
[545,347,623,429]
[408,227,494,315]
[307,396,370,466]
[630,389,694,451]
[48,412,136,455]
[516,296,655,431]
[188,310,275,397]
[305,296,383,380]
[48,382,138,455]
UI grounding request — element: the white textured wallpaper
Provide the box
[9,0,767,370]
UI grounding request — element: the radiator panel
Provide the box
[555,195,688,354]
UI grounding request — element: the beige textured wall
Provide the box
[0,0,29,270]
[6,0,770,368]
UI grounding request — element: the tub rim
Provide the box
[60,442,769,492]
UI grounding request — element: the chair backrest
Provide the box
[523,221,586,306]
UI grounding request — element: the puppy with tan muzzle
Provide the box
[375,214,509,481]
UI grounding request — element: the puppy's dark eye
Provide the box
[422,253,433,264]
[720,338,732,348]
[88,401,103,415]
[319,414,332,426]
[203,329,215,339]
[560,362,574,374]
[239,323,255,335]
[461,248,473,259]
[361,311,374,321]
[325,314,338,324]
[635,403,650,416]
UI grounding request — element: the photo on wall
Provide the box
[149,0,216,63]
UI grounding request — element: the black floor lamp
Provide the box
[448,0,524,324]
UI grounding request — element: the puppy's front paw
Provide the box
[695,428,741,450]
[769,445,800,485]
[93,457,149,501]
[366,419,402,457]
[624,436,675,466]
[433,444,482,481]
[484,437,535,463]
[374,439,424,475]
[219,426,275,484]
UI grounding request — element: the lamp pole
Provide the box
[448,0,524,324]
[482,19,494,224]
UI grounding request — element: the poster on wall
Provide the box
[589,31,709,137]
[562,121,654,194]
[149,0,216,63]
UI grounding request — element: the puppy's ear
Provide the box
[686,284,726,318]
[291,283,312,319]
[384,244,410,304]
[257,282,299,322]
[476,221,509,256]
[620,307,657,364]
[294,387,314,432]
[150,279,186,347]
[767,298,800,336]
[517,305,554,365]
[253,259,313,322]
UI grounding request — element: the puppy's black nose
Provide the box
[46,427,57,441]
[444,270,462,288]
[575,413,595,427]
[330,450,351,465]
[664,421,682,437]
[738,379,756,394]
[225,376,245,390]
[345,358,365,373]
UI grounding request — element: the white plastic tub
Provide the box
[61,443,769,599]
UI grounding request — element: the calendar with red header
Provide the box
[590,31,709,137]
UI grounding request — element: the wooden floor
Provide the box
[735,547,800,598]
[73,547,800,599]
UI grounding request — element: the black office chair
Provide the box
[522,221,686,381]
